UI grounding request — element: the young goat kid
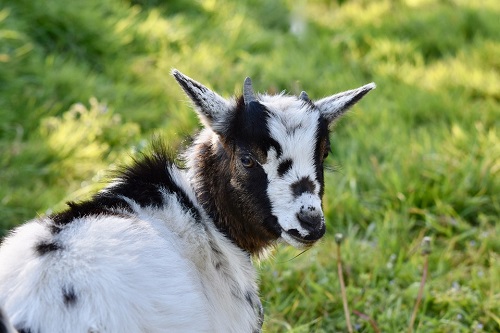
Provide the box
[0,70,375,333]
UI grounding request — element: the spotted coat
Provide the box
[0,70,375,333]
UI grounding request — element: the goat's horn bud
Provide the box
[299,91,310,102]
[243,77,257,104]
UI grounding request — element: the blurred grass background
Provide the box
[0,0,498,331]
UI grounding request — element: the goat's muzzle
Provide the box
[285,209,326,245]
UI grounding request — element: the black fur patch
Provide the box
[277,159,293,177]
[231,98,282,158]
[51,197,133,232]
[245,291,254,307]
[314,116,330,197]
[63,287,77,307]
[291,176,316,197]
[35,241,62,256]
[113,140,201,220]
[15,327,33,333]
[245,290,264,332]
[267,137,283,159]
[50,140,201,231]
[0,308,10,333]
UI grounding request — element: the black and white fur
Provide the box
[0,70,375,333]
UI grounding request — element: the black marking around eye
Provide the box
[277,159,293,177]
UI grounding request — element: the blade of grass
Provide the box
[408,236,431,333]
[353,310,381,333]
[335,233,353,333]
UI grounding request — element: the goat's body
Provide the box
[0,70,374,332]
[0,161,261,333]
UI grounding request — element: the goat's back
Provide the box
[0,212,211,333]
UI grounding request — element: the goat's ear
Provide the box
[315,82,376,124]
[172,69,231,133]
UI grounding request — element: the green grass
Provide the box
[0,0,498,331]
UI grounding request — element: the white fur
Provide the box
[0,166,260,333]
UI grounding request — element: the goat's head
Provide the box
[173,70,375,253]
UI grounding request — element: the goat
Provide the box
[0,70,375,333]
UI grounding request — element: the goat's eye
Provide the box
[240,155,255,168]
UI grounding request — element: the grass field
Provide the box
[0,0,499,331]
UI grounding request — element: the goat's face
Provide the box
[173,70,375,249]
[227,96,330,247]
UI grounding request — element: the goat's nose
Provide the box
[297,206,324,229]
[295,207,326,242]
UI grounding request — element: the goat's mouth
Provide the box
[286,230,317,245]
[283,226,325,246]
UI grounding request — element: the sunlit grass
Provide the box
[0,0,498,331]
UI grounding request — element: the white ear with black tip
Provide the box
[172,69,232,134]
[316,82,376,124]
